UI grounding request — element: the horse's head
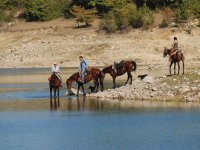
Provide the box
[66,79,72,90]
[163,47,170,57]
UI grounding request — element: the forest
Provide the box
[0,0,199,32]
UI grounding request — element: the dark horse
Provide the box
[49,73,62,97]
[102,60,137,88]
[66,67,104,96]
[163,47,185,75]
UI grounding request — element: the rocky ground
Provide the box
[0,18,200,69]
[88,71,200,102]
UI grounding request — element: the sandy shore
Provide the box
[0,19,200,70]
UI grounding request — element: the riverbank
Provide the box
[88,71,200,102]
[0,19,200,69]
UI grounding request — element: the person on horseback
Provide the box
[79,55,88,83]
[169,37,179,62]
[51,62,63,87]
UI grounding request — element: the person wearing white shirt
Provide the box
[50,62,63,87]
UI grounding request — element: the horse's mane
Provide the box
[68,72,79,80]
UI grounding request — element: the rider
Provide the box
[51,62,63,87]
[79,55,88,83]
[169,37,179,62]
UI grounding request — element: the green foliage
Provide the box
[175,0,200,21]
[0,0,23,10]
[100,1,153,32]
[99,11,118,32]
[24,0,69,21]
[0,11,5,25]
[71,5,97,27]
[130,7,153,29]
[63,0,73,18]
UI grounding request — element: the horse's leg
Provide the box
[95,81,99,93]
[100,80,104,91]
[77,83,80,96]
[177,62,180,75]
[94,82,97,93]
[81,83,86,96]
[57,88,59,97]
[169,61,173,75]
[50,87,52,97]
[125,72,129,85]
[174,62,176,75]
[113,77,116,89]
[129,72,133,85]
[54,88,56,98]
[182,60,185,74]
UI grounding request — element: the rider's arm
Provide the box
[57,66,60,73]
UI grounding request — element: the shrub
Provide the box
[71,5,97,27]
[113,3,137,30]
[0,11,5,25]
[159,19,168,28]
[64,0,73,18]
[0,0,24,10]
[129,7,153,29]
[24,0,68,21]
[100,12,117,33]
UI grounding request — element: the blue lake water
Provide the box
[1,109,200,150]
[0,68,200,150]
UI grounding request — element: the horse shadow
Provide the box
[50,96,60,111]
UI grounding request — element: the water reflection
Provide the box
[50,97,60,111]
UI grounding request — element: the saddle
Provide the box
[115,61,125,69]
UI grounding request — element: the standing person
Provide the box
[79,55,88,83]
[51,62,63,87]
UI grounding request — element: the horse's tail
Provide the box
[132,61,137,71]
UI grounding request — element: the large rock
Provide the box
[143,75,155,84]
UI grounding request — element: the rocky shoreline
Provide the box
[88,71,200,102]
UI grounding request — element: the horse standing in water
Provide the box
[163,47,185,75]
[102,60,137,88]
[49,73,62,97]
[66,67,104,96]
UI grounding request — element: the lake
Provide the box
[0,68,200,150]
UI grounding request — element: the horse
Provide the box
[49,73,62,97]
[66,67,104,96]
[102,60,137,88]
[163,47,185,75]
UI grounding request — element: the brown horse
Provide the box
[102,60,137,88]
[66,67,104,96]
[49,73,62,97]
[163,47,185,75]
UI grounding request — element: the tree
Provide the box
[71,5,97,27]
[24,0,68,21]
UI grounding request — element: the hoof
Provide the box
[83,93,86,96]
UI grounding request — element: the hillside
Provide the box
[0,18,200,69]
